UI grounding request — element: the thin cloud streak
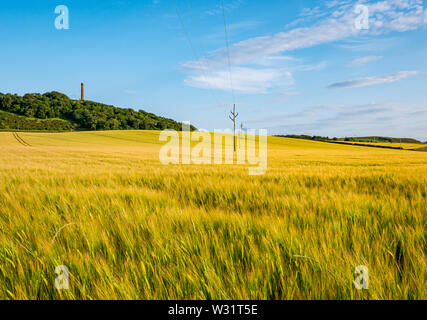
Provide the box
[328,71,418,89]
[349,55,383,66]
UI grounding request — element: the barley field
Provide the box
[0,130,425,300]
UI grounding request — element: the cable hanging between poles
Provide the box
[171,0,223,107]
[221,0,236,105]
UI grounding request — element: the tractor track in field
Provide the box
[12,132,31,147]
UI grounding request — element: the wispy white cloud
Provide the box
[337,37,398,51]
[184,67,294,94]
[325,0,352,8]
[299,6,326,18]
[201,1,426,66]
[124,89,138,95]
[349,55,383,66]
[183,0,427,94]
[202,20,262,43]
[328,70,418,88]
[296,61,329,71]
[268,92,302,104]
[204,0,245,16]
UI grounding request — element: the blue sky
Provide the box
[0,0,426,140]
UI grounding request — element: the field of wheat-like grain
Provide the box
[0,130,426,300]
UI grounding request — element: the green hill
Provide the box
[0,110,75,132]
[0,91,193,132]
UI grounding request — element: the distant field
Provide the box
[334,140,427,150]
[0,131,426,300]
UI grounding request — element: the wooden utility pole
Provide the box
[229,104,238,152]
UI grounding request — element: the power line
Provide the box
[172,0,197,60]
[221,0,240,152]
[184,0,218,82]
[171,0,223,107]
[184,0,227,108]
[229,104,238,152]
[220,0,236,105]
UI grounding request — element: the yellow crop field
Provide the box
[0,131,426,300]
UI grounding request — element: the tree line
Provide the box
[0,110,75,131]
[0,91,194,131]
[275,134,423,144]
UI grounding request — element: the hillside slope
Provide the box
[0,110,75,131]
[0,91,192,131]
